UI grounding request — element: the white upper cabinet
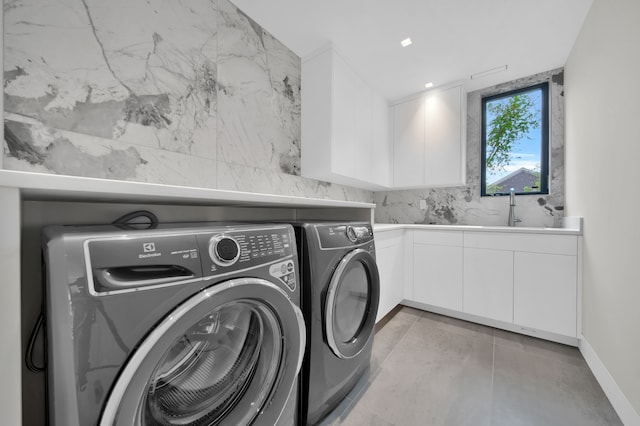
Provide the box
[301,47,464,190]
[424,85,466,186]
[301,47,391,190]
[371,93,391,187]
[392,96,425,187]
[392,84,467,189]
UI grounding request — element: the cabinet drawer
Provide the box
[413,230,463,246]
[464,231,577,255]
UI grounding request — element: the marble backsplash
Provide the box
[2,0,373,203]
[374,69,566,227]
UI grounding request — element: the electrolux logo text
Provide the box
[140,242,161,259]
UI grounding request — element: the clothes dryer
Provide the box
[293,222,380,425]
[42,223,305,426]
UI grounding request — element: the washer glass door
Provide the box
[325,249,380,359]
[145,300,278,425]
[100,278,305,426]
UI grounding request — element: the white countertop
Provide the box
[374,219,582,235]
[0,170,375,209]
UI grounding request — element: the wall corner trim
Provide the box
[579,336,640,426]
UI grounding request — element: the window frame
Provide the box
[480,82,550,197]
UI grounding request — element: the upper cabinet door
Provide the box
[392,96,425,187]
[331,52,358,177]
[301,46,391,190]
[371,94,391,187]
[391,83,466,189]
[354,76,373,182]
[424,85,466,187]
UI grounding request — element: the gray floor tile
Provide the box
[494,328,583,366]
[491,343,622,426]
[371,306,422,373]
[420,310,495,343]
[338,402,395,426]
[343,308,622,426]
[355,316,494,426]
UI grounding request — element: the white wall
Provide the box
[565,0,640,420]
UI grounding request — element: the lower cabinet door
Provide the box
[375,238,404,322]
[514,252,577,337]
[413,244,463,311]
[463,247,514,323]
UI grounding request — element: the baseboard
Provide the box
[579,336,640,426]
[401,299,579,347]
[374,304,403,333]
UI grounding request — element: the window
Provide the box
[481,82,549,196]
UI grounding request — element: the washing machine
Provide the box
[293,222,380,425]
[42,222,305,426]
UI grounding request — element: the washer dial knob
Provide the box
[209,235,240,266]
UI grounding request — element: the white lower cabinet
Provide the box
[398,227,580,344]
[375,230,405,322]
[379,226,580,343]
[463,248,514,323]
[412,231,463,310]
[413,244,463,310]
[514,252,577,337]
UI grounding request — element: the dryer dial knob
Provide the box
[209,235,240,266]
[346,225,369,243]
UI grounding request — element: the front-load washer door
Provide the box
[99,278,305,426]
[325,249,380,359]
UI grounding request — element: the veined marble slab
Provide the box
[3,0,367,202]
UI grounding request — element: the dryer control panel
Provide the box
[315,223,374,249]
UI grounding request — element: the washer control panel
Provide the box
[197,225,295,275]
[81,223,297,295]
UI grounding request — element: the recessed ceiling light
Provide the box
[424,82,434,89]
[400,37,412,47]
[470,65,508,80]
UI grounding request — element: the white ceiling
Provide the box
[230,0,593,101]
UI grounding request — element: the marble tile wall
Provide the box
[2,0,373,203]
[374,69,566,227]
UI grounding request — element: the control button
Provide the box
[208,235,240,267]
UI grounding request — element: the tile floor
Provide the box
[328,306,622,426]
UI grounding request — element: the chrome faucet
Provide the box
[508,188,521,227]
